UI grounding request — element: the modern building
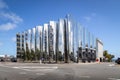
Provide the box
[16,15,103,63]
[16,33,21,60]
[96,39,104,62]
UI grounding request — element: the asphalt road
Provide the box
[0,62,120,80]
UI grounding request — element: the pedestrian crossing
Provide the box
[108,63,115,67]
[0,64,58,72]
[12,66,58,72]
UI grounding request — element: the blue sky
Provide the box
[0,0,120,58]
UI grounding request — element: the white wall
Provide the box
[96,39,103,59]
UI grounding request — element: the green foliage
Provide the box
[70,52,74,61]
[42,51,47,60]
[31,49,35,61]
[21,49,26,61]
[103,50,108,57]
[58,51,62,61]
[26,49,30,60]
[103,50,115,62]
[25,42,33,61]
[36,48,40,60]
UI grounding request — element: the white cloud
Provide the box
[0,0,8,9]
[12,37,16,42]
[0,12,23,24]
[0,22,16,31]
[0,0,23,31]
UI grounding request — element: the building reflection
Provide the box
[16,15,103,63]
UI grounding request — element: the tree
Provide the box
[111,55,115,59]
[103,50,115,62]
[26,49,31,61]
[106,54,111,62]
[25,43,31,61]
[21,49,26,61]
[36,48,40,60]
[58,51,62,61]
[70,52,74,61]
[31,49,35,61]
[103,50,108,58]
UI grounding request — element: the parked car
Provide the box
[115,58,120,64]
[11,57,17,62]
[0,58,5,62]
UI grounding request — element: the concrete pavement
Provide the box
[0,62,120,80]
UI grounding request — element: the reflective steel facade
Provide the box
[16,15,103,63]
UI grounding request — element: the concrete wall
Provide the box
[96,39,103,61]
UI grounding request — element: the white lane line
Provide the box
[108,78,120,80]
[0,64,58,70]
[19,72,26,74]
[13,67,19,68]
[108,78,116,80]
[0,65,10,68]
[13,66,58,69]
[108,64,115,67]
[0,65,58,72]
[79,76,91,78]
[36,73,45,75]
[0,65,27,72]
[20,68,57,72]
[12,66,58,72]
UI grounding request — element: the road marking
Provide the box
[0,65,58,72]
[13,66,58,69]
[19,72,26,74]
[13,67,19,68]
[12,66,58,72]
[108,78,116,80]
[20,68,56,72]
[36,73,45,75]
[108,78,120,80]
[79,76,90,78]
[108,64,115,67]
